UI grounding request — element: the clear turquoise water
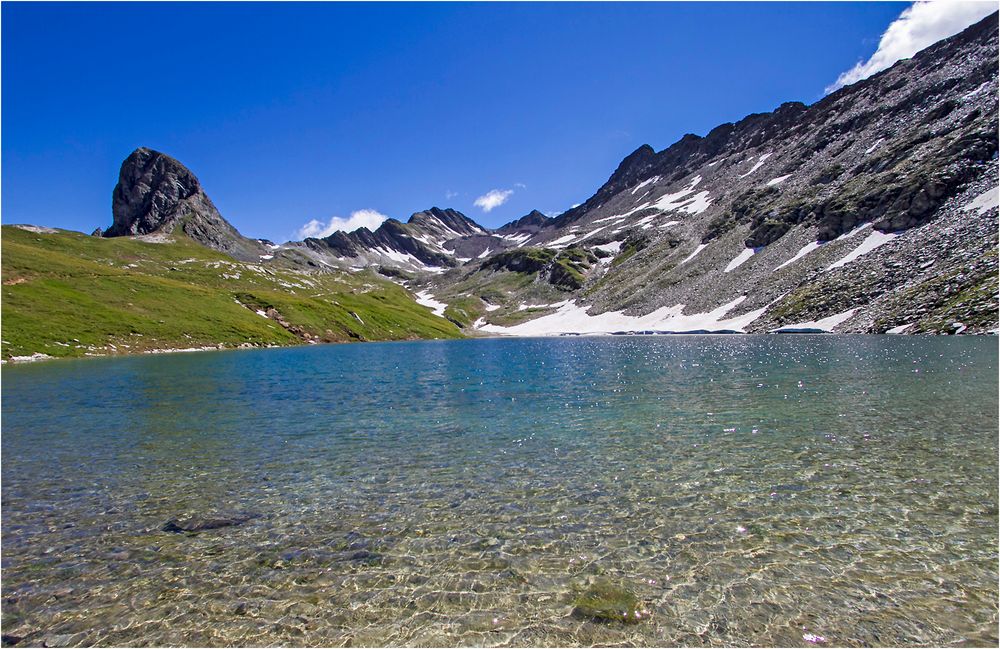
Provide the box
[2,336,997,647]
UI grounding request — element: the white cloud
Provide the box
[827,1,996,93]
[296,208,388,239]
[474,188,514,212]
[445,190,459,200]
[514,182,527,189]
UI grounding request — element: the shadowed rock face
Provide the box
[105,147,265,261]
[495,210,551,235]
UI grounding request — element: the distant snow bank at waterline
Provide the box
[771,308,859,334]
[478,296,769,336]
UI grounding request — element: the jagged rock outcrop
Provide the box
[105,147,266,262]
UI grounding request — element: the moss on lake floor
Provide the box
[572,579,647,624]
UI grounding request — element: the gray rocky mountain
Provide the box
[284,207,488,271]
[414,12,999,335]
[98,14,998,335]
[104,147,268,262]
[496,210,552,235]
[270,207,551,273]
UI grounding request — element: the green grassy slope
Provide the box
[1,226,461,360]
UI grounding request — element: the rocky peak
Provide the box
[408,207,485,236]
[105,147,264,261]
[496,210,551,234]
[107,147,202,237]
[606,144,658,190]
[550,145,657,227]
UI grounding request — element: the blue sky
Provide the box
[0,2,956,241]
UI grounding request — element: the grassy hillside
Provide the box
[1,226,461,361]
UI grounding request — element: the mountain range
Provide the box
[3,13,998,360]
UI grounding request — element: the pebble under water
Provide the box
[2,335,997,647]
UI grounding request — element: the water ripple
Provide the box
[2,336,997,646]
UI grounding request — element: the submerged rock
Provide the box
[347,550,383,564]
[161,512,258,534]
[572,578,648,624]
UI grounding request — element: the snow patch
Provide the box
[8,352,54,363]
[592,241,623,254]
[546,234,579,248]
[631,176,661,195]
[517,300,571,311]
[478,248,493,259]
[836,222,872,241]
[886,323,914,334]
[774,241,824,271]
[502,233,533,245]
[681,243,707,265]
[479,295,767,336]
[724,248,756,273]
[576,227,607,242]
[650,185,711,215]
[682,191,712,214]
[962,187,999,215]
[411,233,443,249]
[607,202,654,221]
[414,291,447,317]
[766,174,791,186]
[636,215,680,229]
[144,346,221,355]
[773,308,858,333]
[377,248,421,265]
[827,231,899,270]
[740,153,772,177]
[864,138,884,155]
[651,176,705,212]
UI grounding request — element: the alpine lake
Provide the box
[2,335,997,647]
